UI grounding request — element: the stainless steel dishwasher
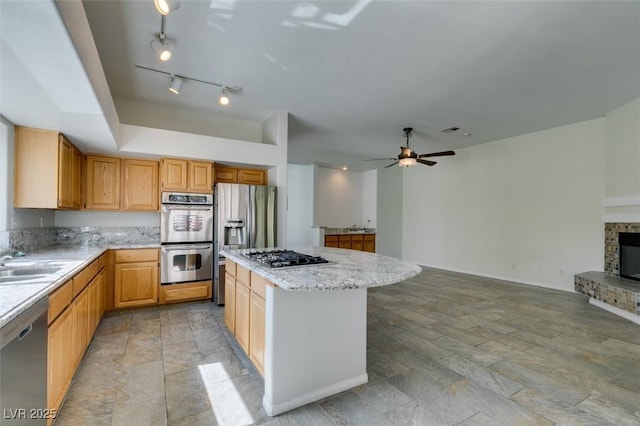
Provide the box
[0,297,48,425]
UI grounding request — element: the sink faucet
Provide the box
[0,255,13,267]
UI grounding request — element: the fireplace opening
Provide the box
[619,232,640,282]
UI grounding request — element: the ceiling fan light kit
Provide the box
[365,127,456,168]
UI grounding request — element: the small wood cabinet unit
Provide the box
[113,249,159,308]
[161,158,212,192]
[224,261,268,375]
[324,234,376,253]
[47,253,107,416]
[85,155,121,210]
[159,280,212,304]
[14,126,82,209]
[213,164,267,185]
[123,158,159,211]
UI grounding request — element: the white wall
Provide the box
[0,115,55,232]
[400,118,606,292]
[315,167,377,229]
[603,97,640,222]
[285,164,315,247]
[376,166,403,258]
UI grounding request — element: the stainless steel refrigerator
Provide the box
[213,183,277,304]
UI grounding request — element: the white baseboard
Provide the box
[263,373,368,417]
[589,298,640,325]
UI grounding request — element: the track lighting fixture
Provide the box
[154,0,180,15]
[150,16,172,61]
[136,65,242,107]
[218,88,230,106]
[169,75,183,94]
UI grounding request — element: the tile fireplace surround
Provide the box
[575,223,640,320]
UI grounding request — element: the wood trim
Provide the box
[114,248,159,263]
[48,279,73,325]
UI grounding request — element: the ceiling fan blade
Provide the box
[384,161,399,168]
[418,150,456,158]
[363,158,396,161]
[417,159,437,166]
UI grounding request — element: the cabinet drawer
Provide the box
[236,264,250,287]
[72,259,100,297]
[364,234,375,241]
[226,259,237,278]
[350,234,364,241]
[48,279,73,324]
[250,272,271,299]
[160,281,212,304]
[325,235,338,242]
[115,248,159,263]
[339,235,351,242]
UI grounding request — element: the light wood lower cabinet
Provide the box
[235,282,251,353]
[324,234,376,253]
[224,273,236,333]
[113,249,159,308]
[249,292,266,375]
[224,265,268,375]
[48,254,107,416]
[47,305,73,415]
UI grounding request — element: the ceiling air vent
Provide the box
[441,126,460,134]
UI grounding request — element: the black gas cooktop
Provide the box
[243,250,329,269]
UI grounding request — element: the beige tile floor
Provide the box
[54,267,640,425]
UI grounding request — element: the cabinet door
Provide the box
[14,126,59,208]
[235,282,250,353]
[57,136,73,208]
[71,288,89,369]
[48,306,73,412]
[98,268,107,319]
[224,273,236,333]
[85,155,121,210]
[188,161,212,191]
[363,235,376,253]
[114,261,158,308]
[238,169,265,185]
[161,158,188,190]
[338,235,352,249]
[325,235,339,248]
[71,147,82,209]
[124,159,159,211]
[351,235,364,251]
[214,166,238,184]
[249,292,266,375]
[87,275,100,338]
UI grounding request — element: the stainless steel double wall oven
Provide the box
[160,192,214,285]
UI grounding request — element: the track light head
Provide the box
[150,36,172,61]
[219,88,230,106]
[169,76,183,94]
[154,0,180,15]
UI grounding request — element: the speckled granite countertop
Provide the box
[220,247,421,291]
[0,244,160,328]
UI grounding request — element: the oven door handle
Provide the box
[162,205,213,211]
[161,244,213,251]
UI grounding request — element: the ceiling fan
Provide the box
[365,127,455,168]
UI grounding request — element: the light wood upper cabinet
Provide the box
[123,159,159,211]
[85,155,121,210]
[161,158,212,192]
[189,161,213,192]
[238,168,266,185]
[71,148,82,209]
[213,164,267,185]
[14,126,81,209]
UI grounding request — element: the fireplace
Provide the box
[619,232,640,282]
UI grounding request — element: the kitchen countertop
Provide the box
[220,246,421,291]
[0,244,160,329]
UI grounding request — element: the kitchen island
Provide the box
[220,247,421,416]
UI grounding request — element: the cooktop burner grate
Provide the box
[243,250,329,269]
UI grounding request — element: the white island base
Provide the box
[263,286,368,416]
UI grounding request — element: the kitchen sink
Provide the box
[0,275,52,285]
[0,267,63,277]
[0,260,76,286]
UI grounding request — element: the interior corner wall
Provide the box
[285,164,315,247]
[362,170,377,228]
[402,118,606,292]
[376,166,403,259]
